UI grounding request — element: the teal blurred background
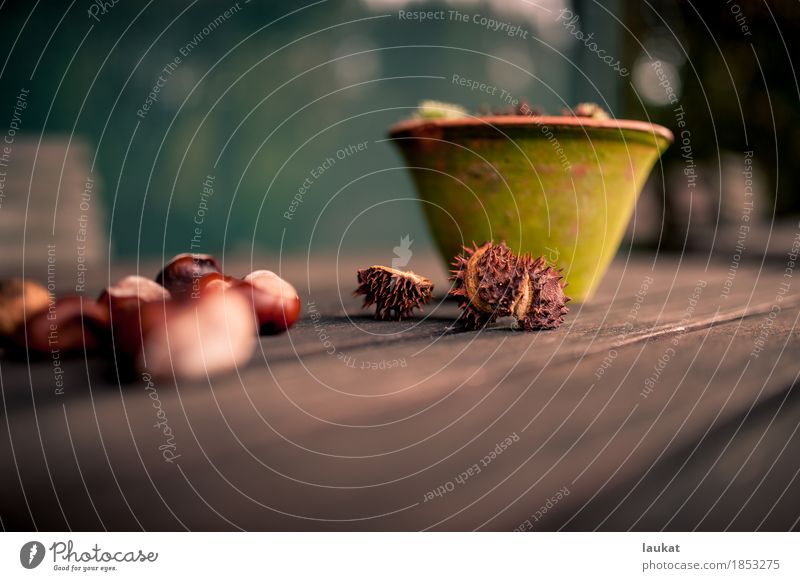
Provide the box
[0,0,797,259]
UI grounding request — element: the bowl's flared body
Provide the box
[389,116,673,302]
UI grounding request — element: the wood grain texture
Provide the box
[1,254,799,531]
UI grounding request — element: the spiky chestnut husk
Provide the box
[513,256,570,330]
[450,242,569,331]
[449,241,528,330]
[354,266,433,321]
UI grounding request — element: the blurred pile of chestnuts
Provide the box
[0,253,301,380]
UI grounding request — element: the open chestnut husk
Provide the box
[354,265,433,320]
[450,241,569,331]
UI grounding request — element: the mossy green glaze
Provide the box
[389,117,672,302]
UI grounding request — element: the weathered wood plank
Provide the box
[1,259,798,530]
[2,253,795,411]
[557,382,800,531]
[0,251,800,530]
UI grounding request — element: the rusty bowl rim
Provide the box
[388,115,674,144]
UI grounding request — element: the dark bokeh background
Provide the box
[0,0,796,258]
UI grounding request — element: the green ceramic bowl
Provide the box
[388,116,673,302]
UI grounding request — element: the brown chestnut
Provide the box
[98,275,171,313]
[155,253,220,299]
[15,296,110,357]
[242,270,301,334]
[195,272,237,294]
[112,290,256,379]
[0,278,50,337]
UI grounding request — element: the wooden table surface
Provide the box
[2,251,800,531]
